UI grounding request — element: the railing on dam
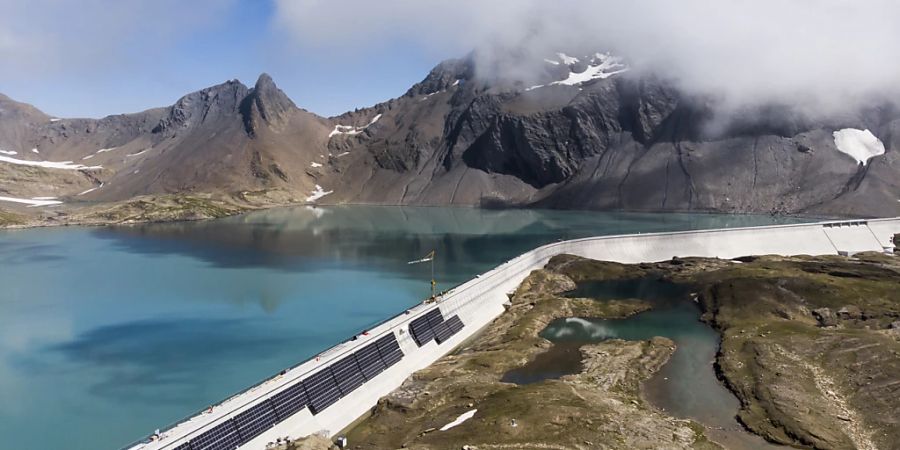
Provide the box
[126,217,900,450]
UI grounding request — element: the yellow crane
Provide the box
[408,250,436,300]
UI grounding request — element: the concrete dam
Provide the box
[127,218,900,450]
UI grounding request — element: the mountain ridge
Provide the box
[1,55,898,224]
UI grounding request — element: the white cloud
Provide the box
[274,0,900,117]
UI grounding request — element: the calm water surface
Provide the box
[518,277,782,449]
[0,206,803,449]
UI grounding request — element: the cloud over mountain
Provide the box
[275,0,900,116]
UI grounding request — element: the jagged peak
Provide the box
[241,73,298,136]
[406,57,475,97]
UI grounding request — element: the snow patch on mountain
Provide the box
[306,184,333,202]
[310,162,322,168]
[833,129,885,166]
[0,149,17,155]
[529,52,628,91]
[0,196,63,207]
[0,155,103,170]
[552,53,628,86]
[78,183,104,196]
[328,113,382,138]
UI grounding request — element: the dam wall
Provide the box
[130,217,900,450]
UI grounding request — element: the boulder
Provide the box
[812,307,839,327]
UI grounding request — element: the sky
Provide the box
[0,0,451,118]
[2,0,899,120]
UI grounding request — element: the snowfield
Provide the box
[0,196,63,207]
[440,409,478,431]
[833,129,885,166]
[305,184,333,202]
[0,155,103,170]
[0,149,16,155]
[529,52,628,91]
[328,114,382,138]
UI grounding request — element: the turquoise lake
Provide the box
[0,206,806,450]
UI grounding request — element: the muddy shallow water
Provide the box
[505,277,783,449]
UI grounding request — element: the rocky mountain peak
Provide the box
[241,73,297,136]
[405,58,474,97]
[152,79,250,134]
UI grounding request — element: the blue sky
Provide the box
[0,1,451,118]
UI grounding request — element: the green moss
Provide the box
[0,209,25,226]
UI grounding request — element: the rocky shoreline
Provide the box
[280,252,899,450]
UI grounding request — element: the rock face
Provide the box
[2,52,900,219]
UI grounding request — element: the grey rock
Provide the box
[812,307,839,327]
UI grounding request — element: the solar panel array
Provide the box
[168,332,405,449]
[304,368,342,414]
[270,381,308,420]
[355,341,387,380]
[189,420,241,450]
[408,308,466,347]
[375,333,404,366]
[331,355,366,396]
[233,401,277,443]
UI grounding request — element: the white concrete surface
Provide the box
[130,217,900,450]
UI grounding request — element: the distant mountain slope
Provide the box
[1,53,899,220]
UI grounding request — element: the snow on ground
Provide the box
[544,58,561,65]
[50,118,61,122]
[452,79,461,86]
[551,53,628,86]
[0,196,63,207]
[0,150,16,155]
[328,113,383,139]
[31,148,39,154]
[833,129,885,166]
[127,149,148,157]
[528,53,628,91]
[310,162,322,168]
[78,183,103,196]
[306,184,333,202]
[440,409,477,431]
[335,151,350,157]
[0,155,102,170]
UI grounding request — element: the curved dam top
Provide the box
[130,217,900,450]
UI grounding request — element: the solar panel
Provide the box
[173,442,191,450]
[424,308,445,328]
[433,320,453,344]
[375,333,404,367]
[270,381,308,421]
[331,355,365,396]
[446,315,464,334]
[189,420,242,450]
[303,368,342,415]
[354,342,387,380]
[409,315,435,346]
[233,400,277,443]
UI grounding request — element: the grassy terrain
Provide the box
[0,208,25,226]
[669,254,900,450]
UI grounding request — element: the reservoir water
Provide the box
[0,206,803,450]
[512,277,782,448]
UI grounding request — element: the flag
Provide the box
[407,250,435,265]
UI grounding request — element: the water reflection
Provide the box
[0,207,804,450]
